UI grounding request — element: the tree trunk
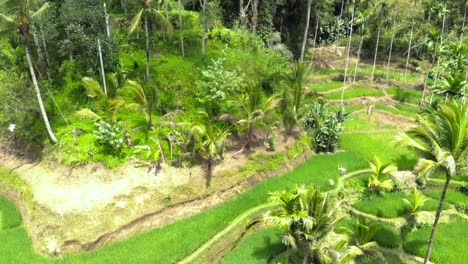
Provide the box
[371,22,381,86]
[239,0,245,27]
[104,3,111,37]
[251,0,258,33]
[302,245,310,264]
[311,17,319,60]
[341,0,355,111]
[339,0,345,21]
[31,24,45,74]
[121,0,128,17]
[206,156,212,187]
[300,0,313,61]
[386,19,396,82]
[403,21,414,89]
[178,0,185,57]
[460,2,467,47]
[353,36,363,82]
[24,41,57,143]
[144,9,151,81]
[97,39,108,96]
[423,172,451,264]
[421,72,429,106]
[39,27,50,68]
[201,0,207,56]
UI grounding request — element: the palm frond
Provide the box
[129,8,144,33]
[82,77,105,100]
[75,108,102,121]
[30,2,50,19]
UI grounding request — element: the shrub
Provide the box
[94,121,124,154]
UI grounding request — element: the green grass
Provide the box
[0,151,367,263]
[324,87,385,100]
[403,221,468,264]
[340,132,417,170]
[373,224,402,248]
[387,86,422,105]
[311,81,343,92]
[423,188,468,207]
[352,192,443,218]
[0,196,22,230]
[220,228,283,264]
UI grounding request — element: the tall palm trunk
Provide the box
[121,0,128,17]
[341,0,355,111]
[178,0,185,57]
[144,9,151,81]
[423,172,451,264]
[39,27,50,68]
[300,0,313,61]
[386,18,396,82]
[460,2,467,47]
[201,0,207,56]
[24,40,57,143]
[206,155,212,187]
[104,3,111,37]
[311,17,319,60]
[97,39,108,96]
[353,36,364,82]
[371,22,381,86]
[251,0,258,33]
[403,21,414,89]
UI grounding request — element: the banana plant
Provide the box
[368,156,397,193]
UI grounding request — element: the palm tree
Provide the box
[177,0,185,57]
[352,7,371,82]
[236,82,280,149]
[367,156,397,193]
[76,75,124,121]
[0,0,57,142]
[370,1,385,86]
[395,101,467,263]
[122,80,158,129]
[341,0,356,111]
[300,0,313,61]
[264,186,343,264]
[282,61,311,135]
[433,73,468,101]
[128,0,173,81]
[191,109,230,187]
[403,19,415,89]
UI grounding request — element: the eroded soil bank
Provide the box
[0,133,312,256]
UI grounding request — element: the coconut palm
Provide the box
[282,60,312,135]
[403,187,430,217]
[264,186,343,264]
[367,156,397,193]
[300,0,313,61]
[191,109,230,187]
[395,101,468,264]
[0,0,57,142]
[341,0,355,111]
[236,82,280,149]
[128,0,173,81]
[352,7,371,82]
[433,73,468,101]
[122,80,159,129]
[76,75,124,121]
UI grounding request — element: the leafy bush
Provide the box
[302,101,347,153]
[94,121,124,153]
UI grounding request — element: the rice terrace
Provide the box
[0,0,467,263]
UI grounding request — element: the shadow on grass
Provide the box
[392,154,417,171]
[252,236,284,262]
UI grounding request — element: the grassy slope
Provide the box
[403,221,468,264]
[0,152,367,264]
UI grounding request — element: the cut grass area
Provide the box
[340,132,417,170]
[387,86,422,105]
[352,192,443,218]
[324,87,385,100]
[403,221,468,264]
[220,228,283,264]
[423,188,468,207]
[310,81,343,92]
[0,196,22,230]
[0,152,368,263]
